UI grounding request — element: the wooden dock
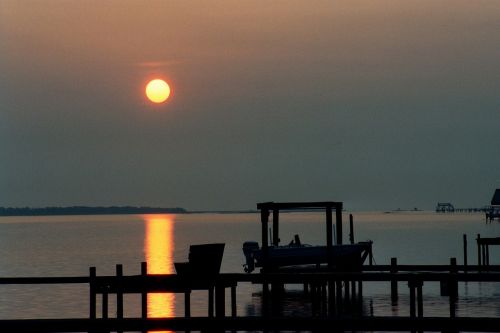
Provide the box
[1,260,500,332]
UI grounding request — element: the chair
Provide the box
[174,243,225,289]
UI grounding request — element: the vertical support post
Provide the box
[463,234,468,273]
[449,257,458,318]
[261,208,270,271]
[231,285,237,317]
[215,285,225,317]
[335,203,343,245]
[208,287,214,317]
[89,267,96,320]
[141,262,147,320]
[326,206,333,269]
[409,280,416,318]
[390,258,398,304]
[349,214,354,244]
[184,290,191,318]
[415,278,424,333]
[477,234,481,268]
[272,209,280,246]
[486,245,490,266]
[482,245,486,267]
[417,282,423,318]
[116,264,123,320]
[369,246,373,266]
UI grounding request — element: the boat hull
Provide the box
[243,242,371,272]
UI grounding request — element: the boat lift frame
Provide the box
[257,201,343,271]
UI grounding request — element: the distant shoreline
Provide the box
[0,206,187,217]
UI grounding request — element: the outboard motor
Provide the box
[242,241,259,273]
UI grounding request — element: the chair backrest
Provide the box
[188,243,225,276]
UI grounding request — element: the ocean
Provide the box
[0,211,499,321]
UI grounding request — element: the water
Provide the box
[0,211,499,320]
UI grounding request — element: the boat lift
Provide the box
[243,201,373,272]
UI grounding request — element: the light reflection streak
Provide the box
[144,214,175,332]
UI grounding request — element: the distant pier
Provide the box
[435,202,491,214]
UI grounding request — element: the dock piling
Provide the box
[390,258,398,304]
[89,267,96,320]
[463,234,468,273]
[116,264,123,333]
[140,262,147,320]
[349,214,354,244]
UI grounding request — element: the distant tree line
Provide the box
[0,206,187,216]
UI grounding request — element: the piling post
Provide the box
[449,258,458,318]
[215,284,225,317]
[482,244,486,268]
[184,290,191,318]
[390,258,398,304]
[89,267,96,320]
[349,214,354,244]
[140,262,147,320]
[116,264,123,320]
[463,234,468,273]
[272,209,280,246]
[326,206,333,268]
[409,280,416,318]
[486,244,490,266]
[417,280,423,318]
[231,285,237,317]
[261,208,270,269]
[208,287,214,317]
[335,203,343,245]
[477,234,481,268]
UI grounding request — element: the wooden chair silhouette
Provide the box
[174,243,225,289]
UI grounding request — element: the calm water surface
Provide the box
[0,211,499,320]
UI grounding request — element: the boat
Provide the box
[242,201,373,273]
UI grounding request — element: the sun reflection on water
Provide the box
[144,215,175,332]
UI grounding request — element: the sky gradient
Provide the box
[1,0,500,211]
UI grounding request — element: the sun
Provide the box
[145,79,171,103]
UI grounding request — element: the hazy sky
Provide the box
[1,1,499,211]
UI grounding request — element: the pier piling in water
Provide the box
[391,258,398,304]
[463,234,468,273]
[349,214,354,244]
